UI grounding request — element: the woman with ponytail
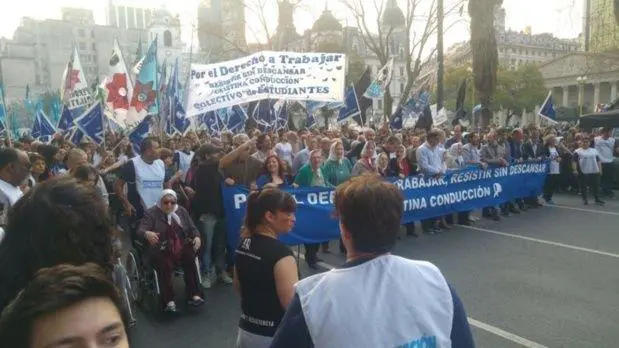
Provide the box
[233,188,298,348]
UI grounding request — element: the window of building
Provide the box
[79,42,86,50]
[91,29,95,38]
[400,83,404,94]
[163,30,173,47]
[399,67,404,76]
[78,29,84,37]
[92,43,96,51]
[377,99,383,109]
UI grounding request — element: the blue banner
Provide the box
[223,162,549,251]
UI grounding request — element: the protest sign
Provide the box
[223,162,549,251]
[186,51,346,116]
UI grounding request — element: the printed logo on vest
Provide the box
[142,180,163,189]
[396,335,436,348]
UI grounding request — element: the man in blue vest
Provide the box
[271,174,475,348]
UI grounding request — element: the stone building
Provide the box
[197,0,247,61]
[445,6,580,70]
[0,6,188,102]
[539,52,619,111]
[105,0,153,30]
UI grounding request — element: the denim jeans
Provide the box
[198,214,227,275]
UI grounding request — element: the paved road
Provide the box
[130,193,619,348]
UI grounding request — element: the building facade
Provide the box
[539,52,619,112]
[105,0,153,30]
[445,6,580,70]
[0,7,187,102]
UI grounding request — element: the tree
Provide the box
[443,64,546,126]
[494,64,546,125]
[469,0,501,127]
[339,0,464,121]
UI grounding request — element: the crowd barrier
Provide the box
[223,161,549,251]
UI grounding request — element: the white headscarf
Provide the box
[327,141,343,163]
[157,189,182,227]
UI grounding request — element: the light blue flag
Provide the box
[0,84,7,133]
[31,109,58,139]
[74,102,105,144]
[127,38,158,126]
[538,91,557,123]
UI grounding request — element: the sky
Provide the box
[0,0,584,50]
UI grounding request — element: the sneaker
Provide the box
[164,301,177,313]
[219,271,233,284]
[201,275,212,289]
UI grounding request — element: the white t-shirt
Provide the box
[594,136,615,163]
[548,147,560,175]
[275,142,293,166]
[574,148,600,174]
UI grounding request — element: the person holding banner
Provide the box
[293,149,329,269]
[256,155,290,189]
[233,189,298,348]
[270,175,475,348]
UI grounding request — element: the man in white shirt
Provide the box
[0,148,30,243]
[594,127,618,198]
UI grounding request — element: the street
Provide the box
[129,193,619,348]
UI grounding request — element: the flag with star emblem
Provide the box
[127,38,158,127]
[60,47,93,119]
[104,38,134,127]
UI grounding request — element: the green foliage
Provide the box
[443,63,546,119]
[494,64,546,115]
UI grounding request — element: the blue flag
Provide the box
[390,106,403,130]
[31,109,57,139]
[68,127,85,145]
[171,98,191,135]
[74,102,105,144]
[337,85,360,123]
[275,101,288,130]
[57,105,74,132]
[252,100,276,132]
[538,92,557,123]
[227,105,248,133]
[128,116,152,154]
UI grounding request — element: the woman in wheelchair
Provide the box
[137,189,204,313]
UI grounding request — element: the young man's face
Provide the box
[31,297,128,348]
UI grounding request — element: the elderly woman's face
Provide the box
[334,143,344,158]
[160,194,177,214]
[364,143,375,157]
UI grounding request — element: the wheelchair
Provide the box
[113,257,138,327]
[124,238,203,318]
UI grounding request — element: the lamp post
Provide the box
[577,76,588,116]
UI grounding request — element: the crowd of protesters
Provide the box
[0,119,615,347]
